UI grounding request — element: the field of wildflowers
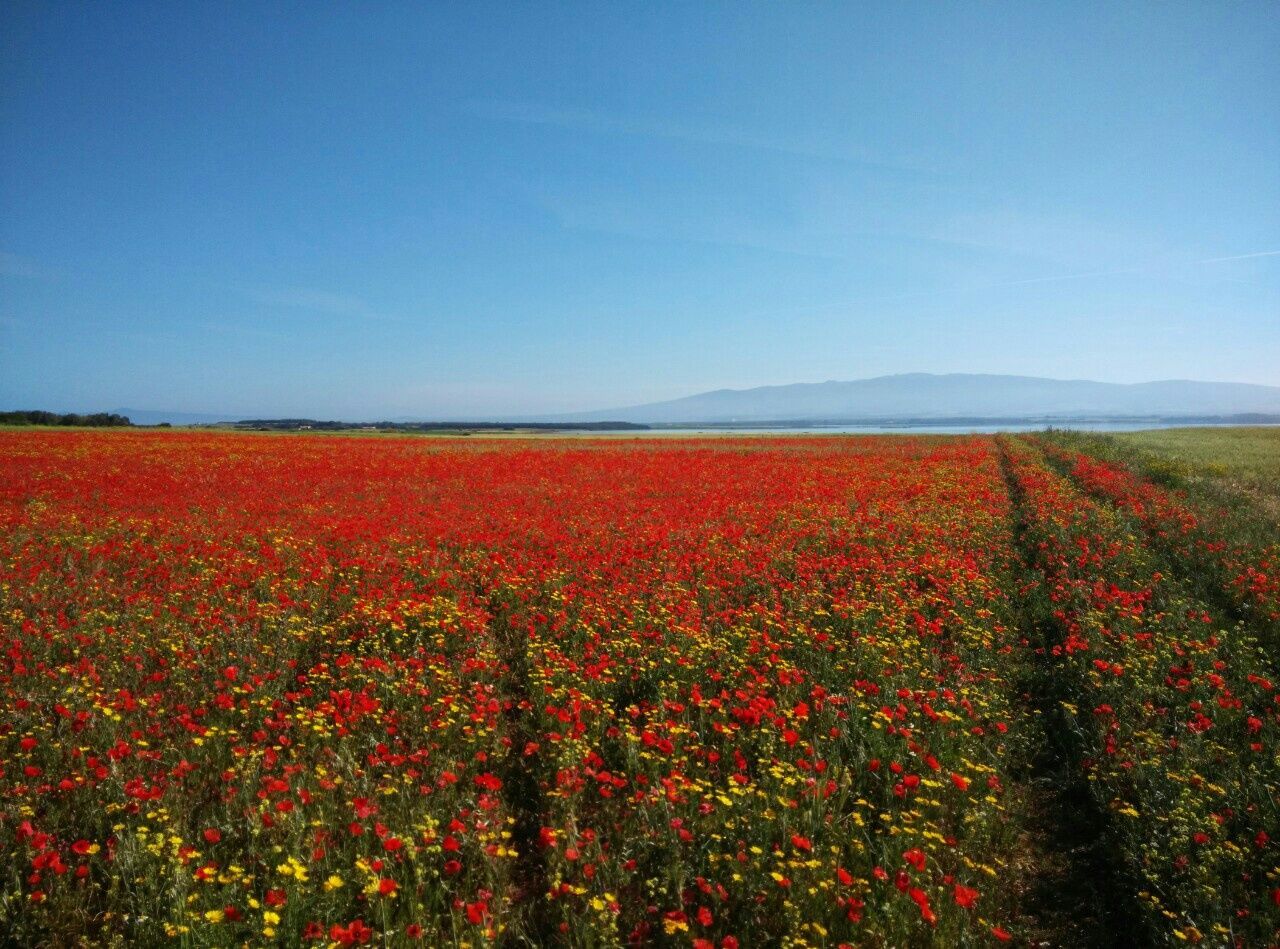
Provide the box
[1,430,1276,946]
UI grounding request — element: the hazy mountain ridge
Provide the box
[555,374,1280,424]
[100,375,1280,426]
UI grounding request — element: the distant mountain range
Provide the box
[554,374,1280,425]
[102,375,1280,428]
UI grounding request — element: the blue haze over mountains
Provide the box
[550,374,1280,425]
[114,374,1280,426]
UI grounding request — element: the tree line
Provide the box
[0,410,132,427]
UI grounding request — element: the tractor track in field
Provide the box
[489,603,556,947]
[1034,439,1280,660]
[995,438,1150,949]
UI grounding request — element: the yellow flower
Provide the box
[324,874,345,891]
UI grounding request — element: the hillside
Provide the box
[560,374,1280,424]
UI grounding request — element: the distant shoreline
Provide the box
[5,412,1279,436]
[187,411,1280,432]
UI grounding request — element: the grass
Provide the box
[1111,426,1280,519]
[1114,426,1280,481]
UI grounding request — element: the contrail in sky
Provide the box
[973,247,1280,293]
[1196,250,1280,263]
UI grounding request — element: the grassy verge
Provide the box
[1111,427,1280,519]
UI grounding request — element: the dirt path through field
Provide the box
[995,439,1144,949]
[489,600,557,945]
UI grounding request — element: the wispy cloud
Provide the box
[886,246,1280,300]
[464,99,931,173]
[919,210,1181,273]
[197,320,287,341]
[965,268,1137,290]
[241,287,400,322]
[536,189,849,260]
[734,244,1280,322]
[1196,250,1280,264]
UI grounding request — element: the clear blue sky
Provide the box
[2,2,1278,418]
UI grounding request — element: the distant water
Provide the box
[637,421,1280,436]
